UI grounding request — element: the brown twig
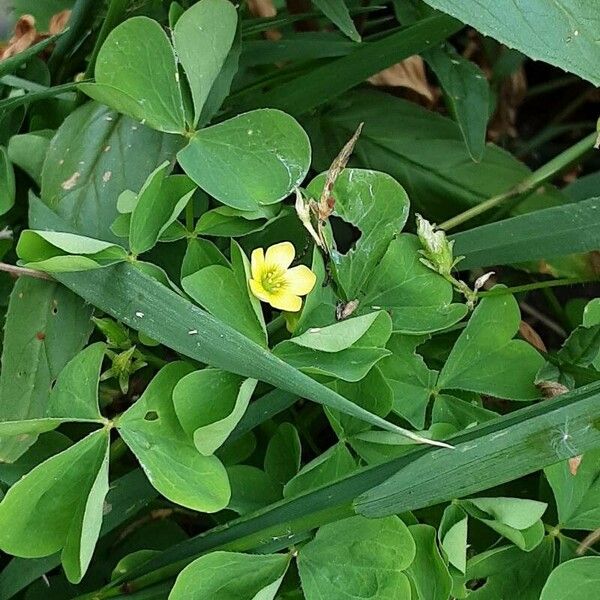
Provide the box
[0,262,52,280]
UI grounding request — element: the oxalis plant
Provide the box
[0,0,599,598]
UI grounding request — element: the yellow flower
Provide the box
[249,242,316,312]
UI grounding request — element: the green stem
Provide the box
[479,277,598,297]
[440,132,597,231]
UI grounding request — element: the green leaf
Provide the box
[284,442,356,498]
[424,44,489,162]
[312,0,361,41]
[297,515,415,599]
[172,0,237,125]
[181,237,229,279]
[541,557,600,600]
[129,162,195,255]
[194,205,280,238]
[0,146,15,216]
[40,102,180,243]
[0,278,92,462]
[81,17,185,133]
[421,0,600,86]
[7,131,51,185]
[452,197,600,270]
[45,342,105,420]
[17,230,128,272]
[243,14,461,114]
[545,448,600,530]
[379,334,438,428]
[0,428,109,583]
[227,465,282,514]
[432,394,497,430]
[460,497,547,551]
[173,369,257,456]
[177,109,311,211]
[306,169,409,299]
[118,362,230,512]
[437,293,544,399]
[406,524,453,600]
[182,263,267,348]
[439,504,468,573]
[360,235,467,334]
[169,551,289,599]
[465,537,555,600]
[264,423,301,486]
[55,263,452,444]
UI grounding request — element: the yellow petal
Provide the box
[269,291,302,312]
[249,278,270,303]
[250,248,265,280]
[265,241,295,270]
[285,265,317,296]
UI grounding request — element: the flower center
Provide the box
[261,266,286,294]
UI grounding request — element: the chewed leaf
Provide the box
[173,369,257,455]
[177,109,311,211]
[118,362,230,512]
[17,230,128,272]
[173,0,238,125]
[306,168,409,299]
[81,17,186,133]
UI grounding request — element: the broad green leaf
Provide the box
[195,205,280,237]
[173,369,257,455]
[182,264,267,347]
[425,44,489,162]
[227,465,281,514]
[452,197,600,270]
[432,394,497,430]
[45,342,105,420]
[0,146,15,215]
[0,428,109,583]
[439,504,468,573]
[327,366,393,438]
[17,230,128,272]
[460,497,547,551]
[289,312,388,352]
[264,423,301,486]
[312,0,361,41]
[0,278,92,462]
[306,169,409,299]
[305,89,564,221]
[298,515,415,600]
[421,0,600,86]
[437,293,544,399]
[81,17,185,133]
[177,109,311,211]
[541,557,600,600]
[379,334,438,428]
[129,162,195,255]
[55,263,454,445]
[584,299,600,369]
[181,237,229,279]
[545,448,600,530]
[118,362,230,512]
[244,14,461,115]
[172,0,237,125]
[284,442,356,498]
[169,551,289,600]
[465,537,555,600]
[7,131,51,185]
[406,524,453,600]
[41,102,180,243]
[359,235,467,334]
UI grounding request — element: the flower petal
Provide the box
[265,241,295,270]
[285,265,317,296]
[249,278,270,303]
[269,291,302,312]
[251,248,265,280]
